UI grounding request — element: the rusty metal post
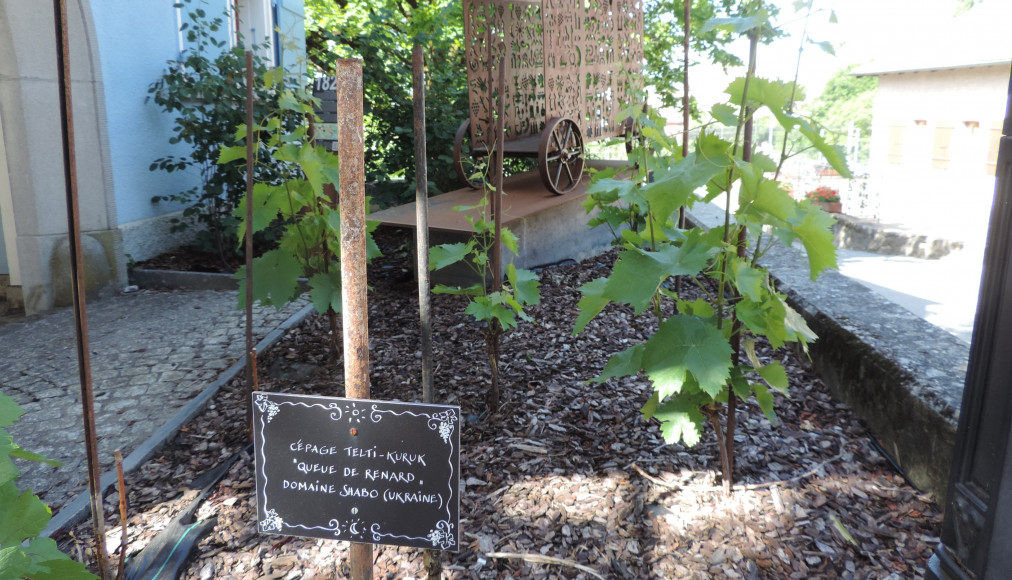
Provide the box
[412,45,434,407]
[413,44,443,580]
[336,58,372,580]
[244,51,256,440]
[492,47,506,292]
[53,1,108,576]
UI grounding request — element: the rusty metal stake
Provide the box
[412,45,442,580]
[114,450,128,580]
[53,1,108,576]
[244,51,256,442]
[412,45,434,407]
[336,57,372,580]
[491,45,506,294]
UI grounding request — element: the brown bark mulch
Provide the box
[63,228,941,579]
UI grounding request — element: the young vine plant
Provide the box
[575,9,850,488]
[219,69,381,358]
[429,184,541,414]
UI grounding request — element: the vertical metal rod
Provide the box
[336,57,372,580]
[412,45,442,580]
[114,450,128,580]
[412,45,434,406]
[53,1,108,576]
[244,51,256,441]
[492,46,506,292]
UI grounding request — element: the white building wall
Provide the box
[866,64,1010,234]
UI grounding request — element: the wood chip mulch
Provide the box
[63,228,941,579]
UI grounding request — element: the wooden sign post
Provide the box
[252,392,460,550]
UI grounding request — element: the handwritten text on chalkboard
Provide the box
[252,392,460,550]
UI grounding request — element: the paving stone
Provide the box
[0,288,310,514]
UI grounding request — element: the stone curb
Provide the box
[832,214,964,259]
[43,301,317,537]
[129,269,239,291]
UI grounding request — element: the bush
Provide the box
[148,0,298,267]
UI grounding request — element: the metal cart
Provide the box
[453,0,644,195]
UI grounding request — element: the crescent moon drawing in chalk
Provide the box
[349,522,359,535]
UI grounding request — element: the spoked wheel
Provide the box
[538,116,585,195]
[453,119,484,189]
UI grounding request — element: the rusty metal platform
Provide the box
[372,161,626,284]
[372,161,622,234]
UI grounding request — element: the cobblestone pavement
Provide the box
[0,288,309,514]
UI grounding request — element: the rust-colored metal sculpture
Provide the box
[455,0,644,194]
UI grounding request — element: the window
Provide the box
[231,0,277,66]
[888,124,904,165]
[931,123,953,170]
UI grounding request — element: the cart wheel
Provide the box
[453,120,483,189]
[538,117,585,195]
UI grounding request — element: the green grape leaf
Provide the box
[0,394,23,427]
[506,264,540,307]
[758,361,789,392]
[597,343,645,383]
[319,148,342,188]
[298,145,325,197]
[502,228,520,256]
[605,235,715,314]
[236,182,287,240]
[643,152,728,223]
[642,315,733,399]
[710,103,739,127]
[573,277,610,334]
[784,303,818,344]
[652,394,708,446]
[677,298,714,318]
[429,242,472,271]
[216,145,247,165]
[798,123,851,178]
[237,249,304,309]
[731,258,766,302]
[752,384,778,421]
[308,272,342,314]
[0,481,51,546]
[431,283,484,297]
[0,546,31,580]
[700,14,766,34]
[792,206,838,278]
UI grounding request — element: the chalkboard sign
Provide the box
[252,392,460,551]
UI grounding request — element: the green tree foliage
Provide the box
[809,65,877,160]
[644,0,783,114]
[0,394,97,579]
[149,0,291,267]
[305,0,467,203]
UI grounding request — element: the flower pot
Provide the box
[814,201,842,213]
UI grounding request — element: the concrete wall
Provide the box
[0,0,125,313]
[866,64,1010,233]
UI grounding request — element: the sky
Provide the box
[690,0,1010,107]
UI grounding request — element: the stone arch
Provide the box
[0,0,124,314]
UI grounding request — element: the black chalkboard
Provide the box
[252,392,460,551]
